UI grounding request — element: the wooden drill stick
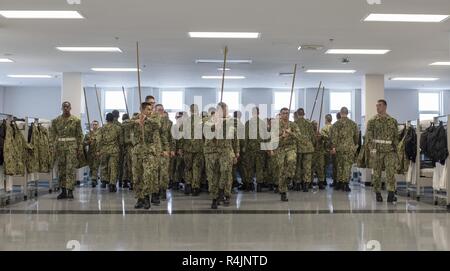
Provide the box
[309,81,323,120]
[122,86,130,116]
[83,87,91,132]
[318,86,325,131]
[220,46,228,103]
[94,84,103,126]
[288,64,298,117]
[136,42,142,105]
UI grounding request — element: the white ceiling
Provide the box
[0,0,450,89]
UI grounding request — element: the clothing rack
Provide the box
[432,115,450,209]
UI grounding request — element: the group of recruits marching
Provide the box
[50,96,399,209]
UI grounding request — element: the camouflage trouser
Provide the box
[243,151,265,184]
[325,153,337,182]
[117,149,124,183]
[122,146,133,182]
[88,155,100,181]
[312,151,325,180]
[132,148,144,198]
[336,151,354,183]
[159,156,170,190]
[265,154,279,185]
[103,152,119,184]
[205,152,233,199]
[56,142,78,190]
[169,157,175,181]
[276,149,297,193]
[184,152,204,189]
[174,156,184,182]
[295,153,313,184]
[232,157,244,184]
[371,151,397,193]
[143,154,160,194]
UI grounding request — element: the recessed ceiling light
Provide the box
[0,58,13,62]
[364,13,449,22]
[91,68,140,72]
[8,74,52,78]
[430,62,450,66]
[56,47,122,52]
[390,77,439,81]
[0,10,84,19]
[306,69,356,74]
[326,49,390,55]
[202,75,245,79]
[189,32,260,38]
[196,59,252,64]
[217,68,231,71]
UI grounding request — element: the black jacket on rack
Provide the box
[404,127,417,162]
[0,120,6,165]
[420,122,448,165]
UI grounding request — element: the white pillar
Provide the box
[362,74,385,125]
[61,72,83,116]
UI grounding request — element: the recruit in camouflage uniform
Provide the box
[242,108,268,192]
[320,115,337,185]
[330,107,358,192]
[112,112,124,186]
[203,103,240,209]
[271,108,300,201]
[50,102,83,200]
[121,116,134,189]
[311,121,326,190]
[264,118,278,191]
[98,114,122,192]
[182,105,204,196]
[366,100,399,203]
[232,112,246,190]
[294,109,316,192]
[157,109,173,200]
[83,121,100,187]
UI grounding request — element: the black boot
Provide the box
[245,183,251,192]
[343,183,351,192]
[218,189,225,204]
[134,198,145,209]
[122,181,130,189]
[274,185,279,194]
[376,192,383,202]
[256,183,262,192]
[143,195,151,209]
[303,183,309,192]
[294,183,301,191]
[67,189,74,200]
[211,199,218,209]
[318,181,325,190]
[387,191,397,203]
[119,181,123,188]
[160,189,167,201]
[129,183,133,191]
[281,192,288,202]
[57,188,67,200]
[223,196,230,206]
[184,184,192,195]
[91,179,97,188]
[268,183,274,192]
[334,182,341,191]
[101,181,107,188]
[172,182,179,190]
[192,188,200,196]
[151,193,160,205]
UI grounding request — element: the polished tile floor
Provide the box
[0,183,449,251]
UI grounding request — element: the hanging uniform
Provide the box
[4,122,28,176]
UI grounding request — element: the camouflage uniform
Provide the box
[366,114,399,193]
[203,117,239,199]
[98,123,121,184]
[83,129,100,182]
[50,115,83,190]
[232,118,245,187]
[331,117,359,184]
[121,119,134,183]
[273,120,299,193]
[159,116,173,191]
[294,117,316,184]
[242,117,267,185]
[312,132,326,181]
[182,114,204,190]
[113,120,124,183]
[321,123,336,182]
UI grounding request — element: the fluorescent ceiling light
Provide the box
[0,10,84,19]
[57,47,122,52]
[8,74,52,78]
[217,68,231,71]
[390,77,439,81]
[196,59,252,64]
[92,68,140,72]
[189,32,260,38]
[0,58,13,62]
[202,75,245,79]
[430,62,450,66]
[326,49,390,55]
[306,69,356,74]
[364,13,449,22]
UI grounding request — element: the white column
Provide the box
[362,74,385,125]
[0,87,4,113]
[61,72,83,116]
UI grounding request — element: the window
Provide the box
[218,90,240,115]
[161,89,184,122]
[104,90,127,123]
[273,91,296,120]
[419,91,441,121]
[329,91,352,123]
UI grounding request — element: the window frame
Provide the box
[418,90,442,121]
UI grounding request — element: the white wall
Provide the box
[3,86,61,120]
[385,89,419,123]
